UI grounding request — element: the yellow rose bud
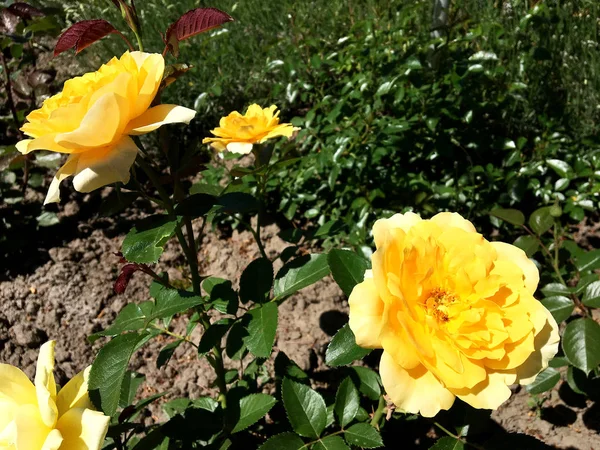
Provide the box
[349,212,559,417]
[16,51,197,204]
[0,341,109,449]
[202,104,299,154]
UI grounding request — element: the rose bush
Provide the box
[0,341,109,450]
[16,51,196,204]
[349,212,560,417]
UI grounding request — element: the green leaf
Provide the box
[174,193,216,217]
[156,341,181,368]
[513,236,539,257]
[218,192,260,214]
[198,319,233,355]
[89,333,145,416]
[92,302,151,338]
[540,296,574,322]
[576,250,600,273]
[274,254,330,300]
[526,367,561,395]
[541,283,571,297]
[119,371,145,408]
[326,324,371,367]
[429,437,465,450]
[282,377,327,438]
[204,278,238,314]
[562,318,600,374]
[36,211,59,227]
[122,215,178,264]
[231,393,277,433]
[244,303,278,358]
[313,220,344,238]
[528,207,554,235]
[489,208,525,226]
[328,249,369,297]
[334,378,360,427]
[313,436,350,450]
[343,423,383,448]
[546,159,573,178]
[240,258,273,304]
[350,366,381,401]
[583,281,600,307]
[226,321,248,360]
[258,432,305,450]
[149,285,204,320]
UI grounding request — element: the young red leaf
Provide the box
[114,263,140,294]
[54,19,120,56]
[165,7,233,57]
[6,2,44,19]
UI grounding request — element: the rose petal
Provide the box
[71,136,139,194]
[380,351,455,418]
[56,408,110,450]
[125,104,196,135]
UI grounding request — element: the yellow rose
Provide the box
[16,51,196,204]
[0,341,109,449]
[202,104,298,154]
[349,212,559,417]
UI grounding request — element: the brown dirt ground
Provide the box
[1,189,599,449]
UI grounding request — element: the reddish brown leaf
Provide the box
[54,19,119,57]
[7,2,44,19]
[165,8,233,57]
[114,263,140,294]
[0,9,20,33]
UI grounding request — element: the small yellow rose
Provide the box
[17,51,196,204]
[0,341,109,449]
[349,212,559,417]
[202,104,298,154]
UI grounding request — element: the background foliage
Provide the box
[2,0,600,448]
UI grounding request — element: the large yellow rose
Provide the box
[16,51,196,204]
[349,212,559,417]
[0,341,109,449]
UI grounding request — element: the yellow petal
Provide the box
[16,135,76,155]
[56,408,110,450]
[35,341,58,429]
[44,155,79,205]
[125,104,196,135]
[0,403,16,448]
[56,367,92,417]
[14,404,52,450]
[0,364,36,405]
[72,137,139,194]
[453,371,515,410]
[55,93,127,149]
[491,242,539,295]
[430,212,477,233]
[132,53,164,118]
[380,351,455,417]
[226,142,253,154]
[515,307,560,385]
[258,124,297,142]
[372,212,421,249]
[42,430,64,450]
[348,275,385,349]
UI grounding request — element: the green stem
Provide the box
[135,152,228,404]
[150,324,197,348]
[299,430,344,449]
[134,31,144,52]
[433,422,485,450]
[370,396,386,427]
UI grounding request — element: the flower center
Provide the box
[424,287,457,323]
